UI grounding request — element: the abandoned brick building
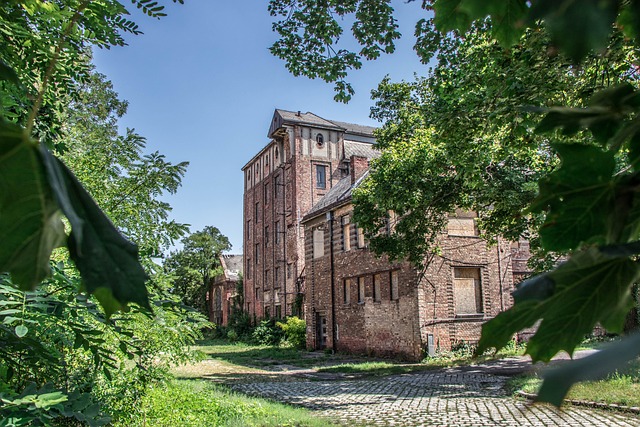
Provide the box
[209,254,243,327]
[242,109,378,321]
[243,109,529,359]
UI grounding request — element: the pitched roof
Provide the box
[270,109,377,137]
[303,171,369,222]
[330,120,377,137]
[344,140,380,160]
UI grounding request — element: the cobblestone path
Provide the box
[231,366,639,426]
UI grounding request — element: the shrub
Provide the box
[227,330,238,342]
[252,319,284,346]
[277,316,306,349]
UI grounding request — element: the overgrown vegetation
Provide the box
[112,379,337,427]
[0,1,214,424]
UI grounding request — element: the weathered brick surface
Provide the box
[243,115,350,322]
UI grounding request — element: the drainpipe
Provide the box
[496,239,504,312]
[328,210,337,352]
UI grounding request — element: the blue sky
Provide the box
[92,1,430,253]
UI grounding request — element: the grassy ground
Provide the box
[507,340,640,408]
[112,379,339,427]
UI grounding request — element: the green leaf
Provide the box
[15,324,28,337]
[0,59,19,85]
[531,143,615,251]
[478,247,639,362]
[459,0,528,47]
[39,146,151,317]
[530,0,620,61]
[433,0,472,34]
[0,120,65,288]
[537,332,640,406]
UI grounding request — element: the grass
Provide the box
[507,360,640,407]
[112,379,338,427]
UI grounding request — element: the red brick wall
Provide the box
[304,204,519,359]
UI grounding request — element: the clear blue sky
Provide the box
[92,1,430,254]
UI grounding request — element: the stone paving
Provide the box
[231,364,640,426]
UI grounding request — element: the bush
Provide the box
[227,330,238,342]
[252,319,284,346]
[277,316,306,349]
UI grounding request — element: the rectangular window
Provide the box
[265,305,271,318]
[265,225,269,245]
[287,262,292,279]
[275,305,282,319]
[313,228,325,258]
[275,267,280,286]
[274,175,281,199]
[255,244,259,264]
[316,165,326,189]
[275,221,280,244]
[255,286,259,299]
[358,277,365,304]
[390,270,399,301]
[341,215,351,251]
[357,227,365,248]
[247,220,251,240]
[373,274,381,303]
[255,202,260,221]
[343,279,351,304]
[265,270,270,287]
[453,268,483,315]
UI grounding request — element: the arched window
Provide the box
[316,133,324,147]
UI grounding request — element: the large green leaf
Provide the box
[39,146,150,317]
[530,0,620,61]
[531,143,616,251]
[0,121,65,288]
[432,0,472,34]
[478,247,639,362]
[537,332,640,406]
[458,0,528,47]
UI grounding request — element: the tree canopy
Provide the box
[270,0,640,405]
[164,226,232,317]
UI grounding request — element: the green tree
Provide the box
[0,0,182,318]
[164,227,232,317]
[60,70,189,257]
[269,0,640,405]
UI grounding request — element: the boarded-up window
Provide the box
[357,227,365,248]
[341,215,351,251]
[373,274,381,302]
[453,268,483,314]
[343,279,351,304]
[358,277,365,303]
[390,270,399,300]
[447,217,477,236]
[313,228,325,258]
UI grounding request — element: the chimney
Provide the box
[296,110,301,117]
[350,155,368,184]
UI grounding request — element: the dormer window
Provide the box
[316,133,324,147]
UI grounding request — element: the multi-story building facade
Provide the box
[243,109,529,359]
[242,110,377,321]
[301,157,530,360]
